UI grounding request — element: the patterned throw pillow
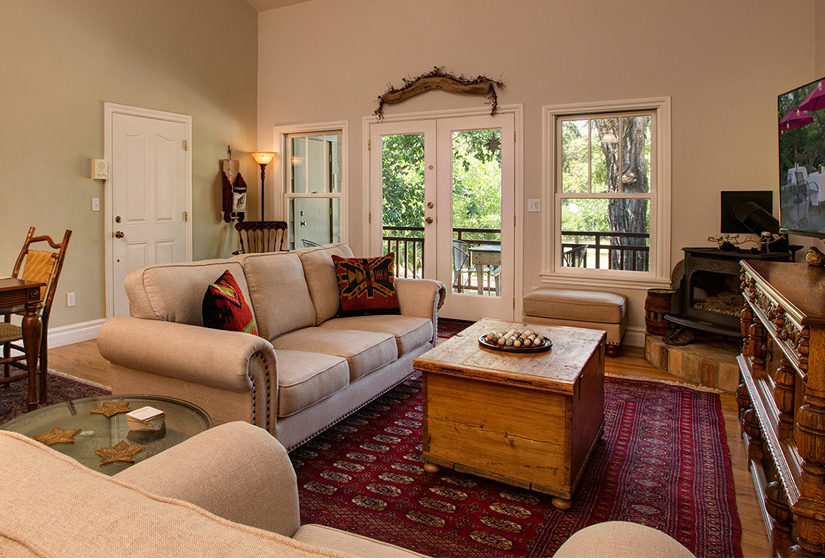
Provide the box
[202,269,258,335]
[331,253,400,316]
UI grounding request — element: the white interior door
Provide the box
[369,114,514,321]
[109,110,191,316]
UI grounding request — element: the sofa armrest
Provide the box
[98,317,277,431]
[98,317,276,394]
[113,421,300,537]
[395,278,445,346]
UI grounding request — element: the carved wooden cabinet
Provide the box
[739,260,825,556]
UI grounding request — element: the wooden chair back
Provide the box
[563,244,588,268]
[235,221,288,254]
[12,227,72,321]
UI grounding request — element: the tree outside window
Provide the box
[558,111,654,272]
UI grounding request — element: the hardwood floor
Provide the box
[47,341,771,557]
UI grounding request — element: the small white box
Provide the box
[91,158,109,180]
[126,406,165,432]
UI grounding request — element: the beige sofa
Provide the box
[0,422,692,558]
[97,243,445,450]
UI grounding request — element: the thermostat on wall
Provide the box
[91,158,109,180]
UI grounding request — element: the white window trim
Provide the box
[540,97,672,290]
[273,120,349,244]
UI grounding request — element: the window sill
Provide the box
[538,271,672,292]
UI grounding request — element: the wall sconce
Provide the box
[250,151,276,220]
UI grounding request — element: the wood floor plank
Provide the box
[47,339,771,556]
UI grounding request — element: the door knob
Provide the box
[115,215,122,223]
[114,231,124,239]
[427,202,434,209]
[425,217,434,224]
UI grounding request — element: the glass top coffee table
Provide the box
[0,394,211,475]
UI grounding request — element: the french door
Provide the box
[370,114,514,321]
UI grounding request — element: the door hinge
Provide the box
[514,130,516,143]
[368,139,371,151]
[183,140,189,151]
[183,211,188,222]
[368,212,372,223]
[513,298,516,310]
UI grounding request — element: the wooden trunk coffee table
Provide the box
[413,318,605,510]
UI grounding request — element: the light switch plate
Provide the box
[527,199,541,212]
[91,197,100,211]
[91,158,109,180]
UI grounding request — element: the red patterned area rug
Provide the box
[437,318,474,339]
[292,374,741,557]
[0,371,110,425]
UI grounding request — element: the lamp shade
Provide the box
[251,151,276,166]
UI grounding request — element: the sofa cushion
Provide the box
[331,253,400,316]
[275,350,350,418]
[125,260,253,326]
[295,243,354,325]
[272,327,397,381]
[522,288,627,325]
[0,431,335,557]
[235,252,317,340]
[202,269,258,335]
[319,315,432,356]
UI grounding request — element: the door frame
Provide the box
[362,104,524,320]
[103,102,193,318]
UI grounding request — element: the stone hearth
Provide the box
[644,334,739,392]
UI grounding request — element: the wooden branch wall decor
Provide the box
[375,66,505,119]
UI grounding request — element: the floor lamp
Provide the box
[250,152,276,220]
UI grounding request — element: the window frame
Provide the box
[274,121,349,248]
[541,98,671,289]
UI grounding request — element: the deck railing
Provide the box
[382,226,650,287]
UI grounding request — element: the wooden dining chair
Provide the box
[1,226,71,402]
[233,221,288,254]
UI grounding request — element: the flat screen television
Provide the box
[779,76,825,237]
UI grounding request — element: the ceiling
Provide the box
[245,0,311,12]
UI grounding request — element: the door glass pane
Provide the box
[451,128,502,296]
[620,115,651,193]
[560,198,650,272]
[381,133,425,278]
[289,198,340,249]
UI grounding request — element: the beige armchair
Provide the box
[0,422,421,557]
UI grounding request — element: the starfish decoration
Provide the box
[89,400,133,418]
[31,426,82,446]
[94,440,147,466]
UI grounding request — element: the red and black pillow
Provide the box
[202,269,258,335]
[332,253,400,316]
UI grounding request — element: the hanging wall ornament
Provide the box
[375,66,505,120]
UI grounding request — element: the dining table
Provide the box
[0,278,45,410]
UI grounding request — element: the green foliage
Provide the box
[451,130,502,238]
[381,134,425,229]
[381,129,503,240]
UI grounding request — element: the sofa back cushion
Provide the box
[126,260,253,327]
[234,252,316,340]
[0,431,334,558]
[295,243,354,324]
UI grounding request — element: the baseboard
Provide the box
[47,319,104,349]
[624,326,645,348]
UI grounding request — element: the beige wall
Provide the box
[258,0,816,336]
[0,0,258,329]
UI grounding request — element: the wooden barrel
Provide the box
[645,288,674,335]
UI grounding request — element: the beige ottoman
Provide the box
[523,288,627,357]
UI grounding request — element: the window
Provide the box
[542,99,671,285]
[284,130,344,249]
